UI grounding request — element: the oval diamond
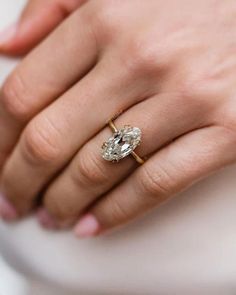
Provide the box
[102,126,141,162]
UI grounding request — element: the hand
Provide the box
[0,0,236,237]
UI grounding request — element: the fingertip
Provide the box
[0,23,18,52]
[37,208,59,230]
[74,214,101,238]
[0,193,18,222]
[0,4,66,56]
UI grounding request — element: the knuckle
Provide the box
[174,80,210,117]
[178,79,199,103]
[22,121,61,164]
[73,147,109,189]
[123,40,163,77]
[1,72,33,121]
[176,68,218,108]
[89,0,120,42]
[138,165,175,200]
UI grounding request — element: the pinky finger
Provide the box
[74,126,236,237]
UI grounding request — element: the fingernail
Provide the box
[37,208,58,230]
[0,23,17,48]
[0,193,18,221]
[74,214,100,238]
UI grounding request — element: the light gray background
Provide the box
[0,1,236,294]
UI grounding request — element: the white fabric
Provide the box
[0,1,236,294]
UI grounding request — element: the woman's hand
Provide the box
[1,0,236,237]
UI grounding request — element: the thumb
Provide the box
[0,0,85,56]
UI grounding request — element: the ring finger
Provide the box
[38,92,209,228]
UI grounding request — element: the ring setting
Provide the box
[101,119,144,164]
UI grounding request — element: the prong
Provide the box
[108,120,118,133]
[124,124,131,129]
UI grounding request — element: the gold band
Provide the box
[108,119,145,165]
[131,151,145,165]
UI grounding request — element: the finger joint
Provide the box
[1,72,34,122]
[22,121,62,165]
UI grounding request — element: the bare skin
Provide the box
[0,0,236,237]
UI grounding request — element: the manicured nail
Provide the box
[0,193,18,221]
[37,208,58,230]
[74,214,100,238]
[0,23,17,48]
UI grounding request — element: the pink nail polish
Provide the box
[74,214,100,238]
[0,193,18,221]
[0,23,17,47]
[37,208,58,230]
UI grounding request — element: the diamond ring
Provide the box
[101,119,145,164]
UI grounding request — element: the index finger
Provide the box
[0,5,98,168]
[0,0,87,56]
